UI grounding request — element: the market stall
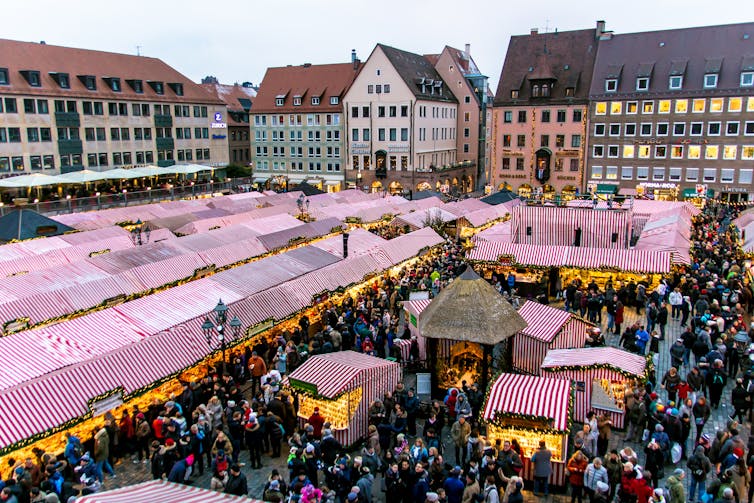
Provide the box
[483,373,573,486]
[287,351,401,446]
[511,301,594,375]
[539,347,647,429]
[76,479,263,502]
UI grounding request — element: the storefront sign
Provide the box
[410,313,417,327]
[289,378,318,396]
[211,112,227,129]
[638,182,678,189]
[248,319,274,337]
[498,254,516,266]
[695,184,708,196]
[723,187,748,193]
[212,134,226,139]
[90,390,124,416]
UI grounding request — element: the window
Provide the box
[636,166,649,180]
[503,111,512,123]
[690,122,703,136]
[723,146,737,160]
[516,158,525,171]
[292,97,301,106]
[658,100,671,113]
[594,124,605,136]
[705,145,719,159]
[12,156,24,171]
[463,128,470,138]
[609,124,620,136]
[556,110,566,122]
[311,97,320,106]
[671,145,684,159]
[741,72,754,87]
[708,122,721,135]
[7,128,21,142]
[595,102,607,115]
[569,159,580,171]
[362,106,369,118]
[500,158,511,170]
[23,98,35,114]
[686,168,699,182]
[37,100,48,114]
[729,97,743,112]
[378,128,385,141]
[517,110,527,123]
[363,129,370,141]
[517,135,526,147]
[541,110,550,122]
[375,85,382,94]
[740,169,753,184]
[605,79,617,92]
[673,123,686,136]
[610,102,622,115]
[638,145,651,158]
[608,145,619,158]
[605,166,618,180]
[621,145,634,158]
[0,68,7,85]
[675,99,688,113]
[573,110,583,122]
[593,145,604,157]
[642,101,654,114]
[591,166,603,179]
[401,105,408,117]
[652,167,665,181]
[621,166,633,180]
[571,135,581,147]
[330,96,339,105]
[554,158,564,171]
[704,74,718,88]
[636,78,649,91]
[669,76,683,89]
[540,135,549,147]
[710,98,724,112]
[727,122,740,136]
[692,99,705,113]
[669,167,682,181]
[626,101,638,114]
[640,123,652,136]
[367,85,373,94]
[743,147,754,160]
[389,106,396,117]
[688,145,701,159]
[624,123,636,136]
[511,90,519,99]
[378,106,385,118]
[746,122,754,135]
[389,128,397,141]
[384,85,390,94]
[40,128,51,141]
[4,97,17,113]
[703,168,716,182]
[27,128,39,142]
[401,128,408,142]
[657,123,669,136]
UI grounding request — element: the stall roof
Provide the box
[76,479,262,503]
[288,350,399,399]
[517,301,573,343]
[402,299,432,317]
[472,220,512,244]
[483,373,572,431]
[541,347,647,376]
[460,205,510,228]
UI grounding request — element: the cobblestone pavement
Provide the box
[97,303,746,502]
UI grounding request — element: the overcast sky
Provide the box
[3,0,749,93]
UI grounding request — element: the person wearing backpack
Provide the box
[687,445,712,502]
[707,360,728,409]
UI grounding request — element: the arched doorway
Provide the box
[535,148,552,184]
[561,185,577,201]
[464,175,474,193]
[417,181,432,191]
[498,182,512,192]
[518,183,532,198]
[389,181,403,195]
[542,184,556,200]
[435,181,441,191]
[371,181,383,193]
[375,150,387,179]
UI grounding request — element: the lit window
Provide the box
[606,166,618,180]
[675,100,688,113]
[610,102,622,115]
[595,102,607,115]
[623,145,635,158]
[729,97,743,112]
[642,101,654,114]
[704,74,718,88]
[626,101,638,114]
[723,146,737,160]
[669,76,683,89]
[638,145,651,158]
[605,79,617,92]
[692,99,705,113]
[705,145,719,159]
[748,97,754,112]
[688,146,701,159]
[743,146,754,160]
[658,100,671,113]
[741,72,754,87]
[655,146,667,158]
[710,98,723,112]
[636,77,649,91]
[671,145,684,159]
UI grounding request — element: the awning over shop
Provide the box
[252,177,269,184]
[325,180,341,186]
[595,184,618,195]
[682,188,715,199]
[76,480,262,503]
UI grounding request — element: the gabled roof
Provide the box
[0,209,75,243]
[252,62,360,113]
[0,38,222,104]
[377,44,458,103]
[589,22,754,98]
[494,28,597,106]
[200,83,256,126]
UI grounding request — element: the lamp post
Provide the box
[95,192,101,210]
[129,219,151,246]
[65,194,72,213]
[201,299,242,375]
[122,188,128,207]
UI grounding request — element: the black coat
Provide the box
[224,472,248,496]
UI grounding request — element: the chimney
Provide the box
[342,232,349,259]
[464,43,471,58]
[353,58,361,71]
[596,20,606,37]
[351,49,357,63]
[303,63,311,68]
[530,28,538,35]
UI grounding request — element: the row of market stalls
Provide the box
[76,480,263,503]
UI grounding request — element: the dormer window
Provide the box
[0,68,8,85]
[293,96,302,106]
[742,72,754,87]
[275,97,285,106]
[532,85,540,97]
[168,82,183,96]
[104,77,121,92]
[127,79,143,93]
[148,81,164,94]
[78,75,97,90]
[330,96,339,105]
[511,90,519,99]
[669,76,683,89]
[636,78,649,91]
[565,87,574,97]
[20,70,41,87]
[605,79,618,92]
[704,74,718,89]
[311,96,320,105]
[541,84,550,97]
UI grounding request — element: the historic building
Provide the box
[343,44,475,195]
[250,59,359,192]
[0,39,228,176]
[201,80,255,167]
[491,24,600,200]
[586,22,754,202]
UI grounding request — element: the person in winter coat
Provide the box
[244,417,263,469]
[224,464,248,496]
[666,468,685,503]
[731,378,751,423]
[644,439,665,488]
[566,450,588,503]
[708,359,728,409]
[603,451,623,502]
[687,444,713,502]
[531,440,552,497]
[461,471,480,503]
[662,366,682,406]
[93,427,115,482]
[693,396,712,442]
[450,416,470,466]
[730,458,750,503]
[584,457,609,502]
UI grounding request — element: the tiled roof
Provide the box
[251,62,359,113]
[494,28,597,106]
[589,22,754,98]
[0,38,222,104]
[378,44,458,103]
[201,83,255,126]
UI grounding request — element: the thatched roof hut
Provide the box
[418,266,527,345]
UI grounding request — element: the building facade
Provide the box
[491,26,599,200]
[586,23,754,201]
[344,44,475,195]
[201,80,255,167]
[0,39,228,176]
[250,61,359,192]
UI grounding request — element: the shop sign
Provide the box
[723,187,748,193]
[289,378,318,395]
[410,313,417,327]
[90,390,124,416]
[498,254,516,266]
[212,134,227,139]
[638,182,677,189]
[248,319,274,337]
[211,112,227,129]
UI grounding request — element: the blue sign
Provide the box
[214,112,223,122]
[212,134,227,139]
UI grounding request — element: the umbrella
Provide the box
[99,168,145,180]
[56,170,109,183]
[129,165,172,177]
[0,173,61,187]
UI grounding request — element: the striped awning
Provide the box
[517,301,571,343]
[76,480,262,503]
[483,373,572,431]
[541,347,647,376]
[403,299,432,317]
[287,351,399,399]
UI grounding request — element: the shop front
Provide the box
[561,185,578,201]
[518,184,533,198]
[637,182,679,201]
[681,185,715,207]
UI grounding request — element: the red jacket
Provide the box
[308,412,325,438]
[634,477,654,503]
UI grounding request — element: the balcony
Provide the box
[61,164,85,174]
[54,112,80,127]
[154,114,173,127]
[155,137,175,151]
[58,139,83,155]
[157,159,176,167]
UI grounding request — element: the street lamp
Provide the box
[122,188,128,207]
[129,219,151,246]
[202,299,242,374]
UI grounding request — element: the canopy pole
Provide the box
[428,337,439,398]
[481,343,491,397]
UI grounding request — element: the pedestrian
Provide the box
[224,464,248,496]
[661,367,681,404]
[531,440,552,497]
[566,450,588,503]
[450,416,470,467]
[583,457,609,503]
[687,444,712,502]
[707,359,728,409]
[730,378,750,423]
[666,468,685,503]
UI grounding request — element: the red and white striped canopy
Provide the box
[540,347,647,376]
[76,480,263,503]
[483,373,572,431]
[403,299,432,317]
[288,351,399,399]
[517,301,572,343]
